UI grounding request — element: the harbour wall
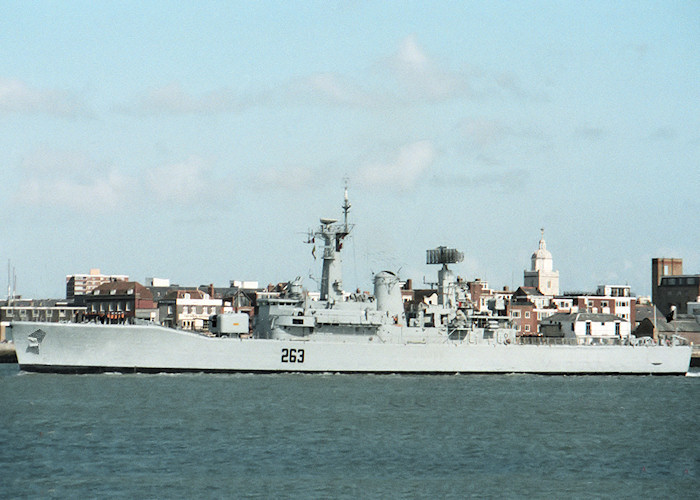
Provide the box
[0,342,17,363]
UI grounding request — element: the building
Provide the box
[506,284,636,336]
[523,229,559,296]
[0,299,86,341]
[651,258,700,316]
[468,279,495,313]
[197,281,260,324]
[84,281,157,323]
[158,289,226,331]
[146,279,184,303]
[507,287,555,335]
[1,299,86,323]
[540,312,630,342]
[66,268,128,304]
[486,287,512,317]
[555,289,635,324]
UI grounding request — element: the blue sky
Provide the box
[1,1,698,299]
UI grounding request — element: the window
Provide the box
[615,323,620,336]
[525,311,530,319]
[586,322,591,335]
[525,325,530,332]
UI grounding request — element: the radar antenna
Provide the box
[426,246,463,308]
[426,246,464,266]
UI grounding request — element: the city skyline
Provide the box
[1,1,698,299]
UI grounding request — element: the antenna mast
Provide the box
[342,179,351,232]
[316,184,354,302]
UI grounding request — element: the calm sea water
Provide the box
[1,364,698,499]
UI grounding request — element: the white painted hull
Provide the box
[10,322,692,375]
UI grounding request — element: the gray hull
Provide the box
[10,322,692,375]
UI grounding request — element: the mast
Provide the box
[342,182,351,232]
[317,185,353,303]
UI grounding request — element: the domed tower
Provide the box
[523,229,559,295]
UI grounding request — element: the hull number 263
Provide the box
[281,348,305,363]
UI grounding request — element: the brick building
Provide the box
[84,281,156,323]
[507,287,551,335]
[651,258,700,316]
[66,268,129,304]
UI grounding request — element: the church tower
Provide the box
[523,229,560,296]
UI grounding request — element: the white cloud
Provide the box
[432,168,530,191]
[122,83,244,115]
[386,36,466,101]
[358,141,436,190]
[14,150,133,211]
[124,74,389,114]
[255,166,315,190]
[12,150,223,211]
[20,173,132,211]
[295,73,382,108]
[0,78,89,117]
[121,35,542,115]
[493,72,544,100]
[146,156,211,202]
[461,118,511,148]
[121,36,473,115]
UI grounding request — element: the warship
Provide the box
[9,188,692,375]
